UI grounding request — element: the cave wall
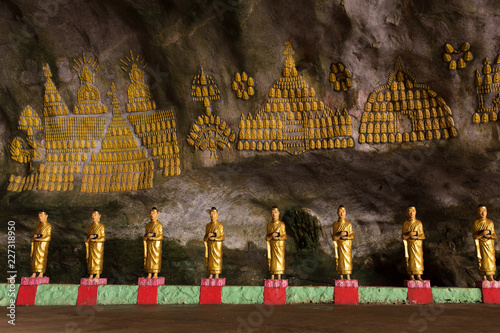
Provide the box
[0,0,499,286]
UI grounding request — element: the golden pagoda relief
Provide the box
[42,64,69,117]
[10,105,43,164]
[191,66,220,106]
[81,83,153,193]
[73,52,107,114]
[120,50,156,112]
[186,106,236,160]
[8,49,178,193]
[238,41,354,155]
[358,56,458,145]
[473,48,500,123]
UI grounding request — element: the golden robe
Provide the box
[144,220,163,274]
[402,219,425,275]
[332,219,354,275]
[86,223,105,275]
[30,222,52,273]
[473,218,497,275]
[267,221,287,275]
[204,221,225,275]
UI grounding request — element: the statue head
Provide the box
[407,206,416,219]
[38,210,48,223]
[92,209,101,223]
[151,207,159,221]
[337,205,346,219]
[271,206,280,221]
[477,204,487,219]
[210,207,218,222]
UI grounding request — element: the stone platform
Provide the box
[0,284,493,306]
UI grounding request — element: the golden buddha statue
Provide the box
[85,209,105,279]
[143,207,163,279]
[203,207,225,278]
[266,206,287,280]
[30,210,52,278]
[473,205,497,281]
[332,205,354,280]
[402,206,425,281]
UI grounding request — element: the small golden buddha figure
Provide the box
[85,209,105,279]
[332,205,354,280]
[473,205,497,281]
[266,206,287,280]
[143,207,163,279]
[203,207,225,279]
[402,206,425,281]
[30,210,52,278]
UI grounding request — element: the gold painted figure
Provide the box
[266,206,287,280]
[332,205,354,280]
[30,210,52,278]
[203,207,225,278]
[85,209,105,279]
[402,206,425,281]
[473,205,497,281]
[143,207,164,279]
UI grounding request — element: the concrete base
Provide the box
[404,280,431,288]
[201,278,226,286]
[21,277,49,285]
[138,277,165,286]
[80,278,107,286]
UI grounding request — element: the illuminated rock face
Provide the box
[1,0,500,286]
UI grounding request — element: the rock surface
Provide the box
[0,0,499,286]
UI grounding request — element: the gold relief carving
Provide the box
[73,52,107,114]
[232,71,255,100]
[358,56,458,145]
[186,107,236,160]
[238,41,354,155]
[10,136,41,163]
[18,105,43,132]
[473,48,500,123]
[128,109,181,177]
[443,43,473,70]
[190,67,220,105]
[42,64,69,116]
[120,50,156,112]
[329,62,352,91]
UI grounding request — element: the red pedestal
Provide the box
[405,280,433,304]
[476,280,500,304]
[76,286,99,305]
[200,286,222,304]
[334,280,359,304]
[264,279,287,305]
[407,288,433,304]
[16,285,38,306]
[137,286,158,304]
[481,289,500,304]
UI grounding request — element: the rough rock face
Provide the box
[0,0,499,286]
